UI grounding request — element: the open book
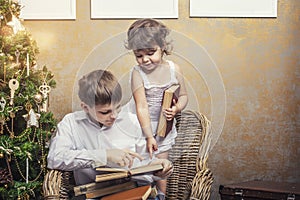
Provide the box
[95,163,163,183]
[157,84,180,137]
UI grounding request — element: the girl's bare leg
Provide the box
[156,151,169,196]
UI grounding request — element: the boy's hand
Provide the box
[106,149,143,168]
[146,137,158,159]
[151,159,173,179]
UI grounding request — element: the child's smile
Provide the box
[134,45,163,73]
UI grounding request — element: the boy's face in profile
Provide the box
[82,102,121,127]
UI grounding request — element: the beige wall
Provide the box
[23,0,299,199]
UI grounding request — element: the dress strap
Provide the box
[130,66,150,88]
[166,60,177,84]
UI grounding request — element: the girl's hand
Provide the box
[146,137,158,159]
[164,99,178,121]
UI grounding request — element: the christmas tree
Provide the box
[0,1,57,199]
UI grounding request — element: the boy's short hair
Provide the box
[78,70,122,107]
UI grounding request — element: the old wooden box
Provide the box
[219,180,300,200]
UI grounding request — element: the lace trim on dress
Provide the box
[130,60,178,89]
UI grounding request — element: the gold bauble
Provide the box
[34,93,43,104]
[0,25,13,36]
[8,55,14,61]
[0,152,3,158]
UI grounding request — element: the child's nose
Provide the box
[142,56,150,63]
[111,110,119,118]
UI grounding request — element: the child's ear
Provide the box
[81,102,89,113]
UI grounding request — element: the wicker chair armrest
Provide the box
[43,169,75,200]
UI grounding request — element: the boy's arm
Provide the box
[47,119,107,171]
[47,127,142,170]
[47,135,107,171]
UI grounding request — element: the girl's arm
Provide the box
[164,63,188,120]
[131,69,158,156]
[174,63,188,113]
[131,69,153,138]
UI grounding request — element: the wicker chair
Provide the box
[43,110,213,200]
[43,169,76,200]
[166,110,213,200]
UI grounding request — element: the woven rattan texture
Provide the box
[166,110,204,200]
[43,170,75,200]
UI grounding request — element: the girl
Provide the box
[125,18,188,198]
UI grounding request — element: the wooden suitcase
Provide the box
[219,180,300,200]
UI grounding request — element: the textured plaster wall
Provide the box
[23,0,299,199]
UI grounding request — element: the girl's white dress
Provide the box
[119,60,179,155]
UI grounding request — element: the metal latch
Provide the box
[234,189,243,196]
[234,189,244,200]
[287,194,295,200]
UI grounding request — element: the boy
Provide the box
[47,69,173,187]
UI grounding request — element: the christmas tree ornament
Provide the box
[15,50,20,65]
[8,78,19,105]
[26,53,29,76]
[26,157,29,183]
[0,97,6,112]
[8,55,14,61]
[0,25,14,36]
[32,60,38,70]
[39,81,51,112]
[7,15,25,34]
[33,93,43,104]
[11,3,16,9]
[33,93,43,112]
[23,102,40,128]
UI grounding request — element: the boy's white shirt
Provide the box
[47,106,158,185]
